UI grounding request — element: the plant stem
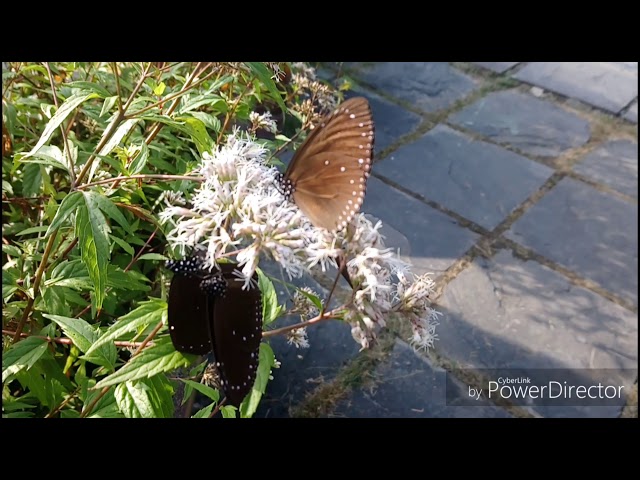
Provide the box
[143,62,207,145]
[75,174,203,190]
[44,62,76,186]
[125,67,218,119]
[12,228,58,343]
[216,77,254,144]
[80,319,165,418]
[111,62,124,115]
[2,330,152,348]
[74,63,151,188]
[262,308,343,338]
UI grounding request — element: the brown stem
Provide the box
[55,237,78,262]
[216,77,253,145]
[74,63,152,188]
[125,67,218,119]
[319,255,345,319]
[12,228,58,343]
[143,62,207,146]
[262,309,342,338]
[125,226,159,271]
[111,62,124,115]
[44,62,76,186]
[183,390,198,418]
[210,397,227,418]
[45,388,80,418]
[75,174,203,190]
[2,330,153,348]
[80,319,165,418]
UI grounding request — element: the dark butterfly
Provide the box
[167,257,263,408]
[276,96,374,233]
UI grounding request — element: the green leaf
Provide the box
[2,336,49,383]
[2,399,37,412]
[16,145,68,172]
[147,374,175,418]
[220,405,237,418]
[98,118,139,158]
[2,179,13,195]
[106,266,151,291]
[129,142,149,175]
[93,336,194,389]
[179,379,220,404]
[65,81,111,98]
[137,253,168,261]
[115,381,156,418]
[16,225,49,236]
[153,82,166,96]
[192,403,214,418]
[84,190,131,234]
[84,388,123,418]
[239,342,275,418]
[22,163,42,197]
[296,287,323,312]
[257,268,280,326]
[188,111,222,132]
[246,62,287,117]
[43,314,95,353]
[42,285,72,316]
[75,193,110,310]
[174,116,215,156]
[46,191,83,236]
[15,365,65,408]
[141,114,214,156]
[85,298,166,356]
[180,94,227,113]
[43,313,116,370]
[3,411,35,418]
[110,235,135,256]
[2,244,21,257]
[46,259,92,290]
[100,96,119,118]
[23,92,100,158]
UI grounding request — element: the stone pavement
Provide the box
[256,62,638,418]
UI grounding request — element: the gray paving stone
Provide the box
[448,89,591,158]
[331,340,511,418]
[343,88,422,153]
[514,62,638,113]
[362,176,479,276]
[573,140,638,198]
[624,100,638,123]
[506,177,638,306]
[436,250,638,417]
[373,124,555,230]
[254,261,361,418]
[346,62,478,113]
[473,62,519,73]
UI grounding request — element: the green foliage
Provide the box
[2,62,339,418]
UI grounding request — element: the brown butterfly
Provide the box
[277,96,374,234]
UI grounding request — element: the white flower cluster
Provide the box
[160,129,439,352]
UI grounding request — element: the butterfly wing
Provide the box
[285,97,374,232]
[168,274,213,355]
[209,264,263,407]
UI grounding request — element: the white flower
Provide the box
[160,125,440,353]
[249,111,277,134]
[286,328,310,349]
[408,309,441,352]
